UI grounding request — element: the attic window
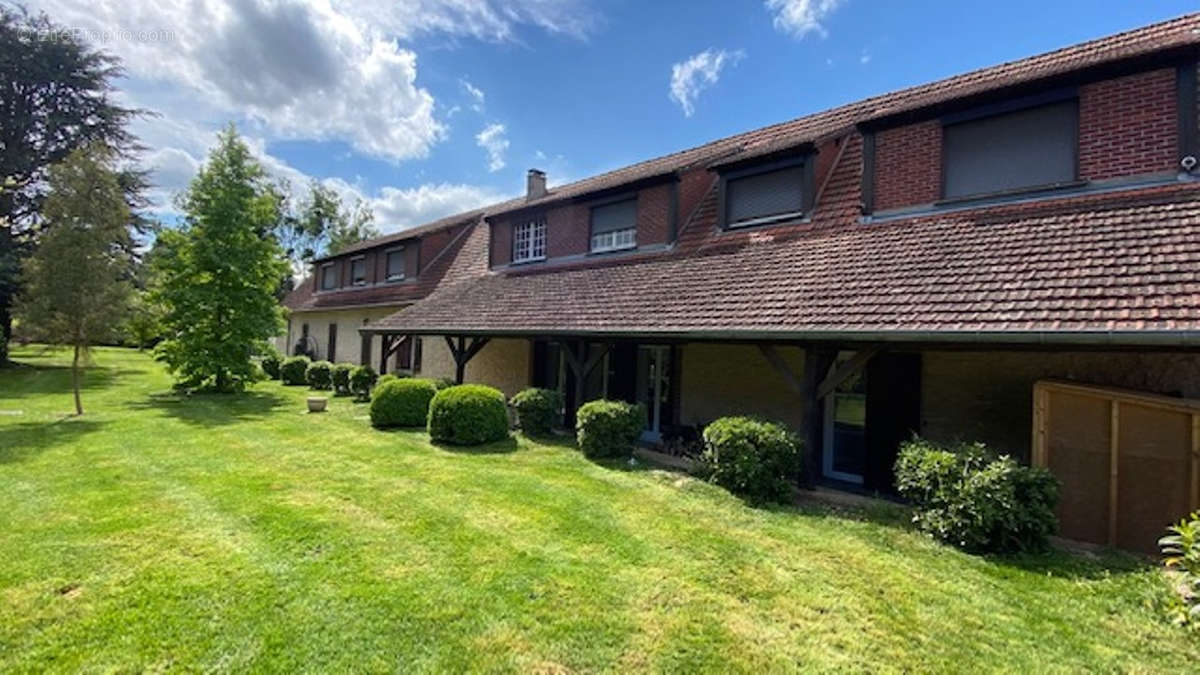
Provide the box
[385,248,405,281]
[350,257,366,286]
[720,157,810,229]
[590,198,637,253]
[942,98,1078,199]
[513,218,546,263]
[320,263,337,290]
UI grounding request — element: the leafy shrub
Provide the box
[894,439,1059,553]
[370,378,438,428]
[260,350,283,380]
[510,387,563,436]
[331,363,354,395]
[428,384,509,445]
[432,377,456,390]
[376,373,398,388]
[575,400,645,460]
[1160,511,1200,628]
[699,416,802,505]
[349,365,377,400]
[305,360,334,390]
[280,356,310,386]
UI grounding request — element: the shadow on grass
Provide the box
[0,361,143,400]
[0,418,107,463]
[985,547,1154,580]
[431,435,519,455]
[125,390,290,427]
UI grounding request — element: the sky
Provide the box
[22,0,1200,234]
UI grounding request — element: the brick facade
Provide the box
[870,65,1182,212]
[1078,67,1178,180]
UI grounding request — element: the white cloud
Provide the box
[475,123,510,172]
[859,48,871,64]
[372,183,509,230]
[460,79,486,112]
[30,0,596,163]
[765,0,845,39]
[668,48,744,118]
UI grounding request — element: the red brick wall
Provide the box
[873,120,942,211]
[871,66,1180,212]
[1078,67,1177,181]
[490,182,681,267]
[676,168,716,230]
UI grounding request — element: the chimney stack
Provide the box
[526,169,547,200]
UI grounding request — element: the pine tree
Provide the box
[152,126,288,392]
[15,145,133,415]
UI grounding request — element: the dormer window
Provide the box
[320,262,337,290]
[513,218,546,263]
[350,256,367,286]
[941,96,1078,200]
[385,248,405,281]
[590,198,637,253]
[719,156,811,229]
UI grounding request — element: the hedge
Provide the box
[510,387,563,436]
[332,363,354,396]
[699,416,802,505]
[894,438,1059,553]
[349,365,378,400]
[370,378,439,428]
[575,399,645,459]
[427,384,509,445]
[260,351,282,380]
[306,360,334,390]
[280,356,310,386]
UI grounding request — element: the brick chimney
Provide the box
[526,169,547,200]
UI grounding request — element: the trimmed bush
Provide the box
[433,377,457,390]
[575,400,645,460]
[349,365,378,400]
[428,384,509,445]
[699,416,802,505]
[260,351,282,380]
[895,439,1059,553]
[332,363,354,395]
[510,387,563,436]
[376,373,399,388]
[370,378,438,428]
[306,360,333,390]
[280,356,310,386]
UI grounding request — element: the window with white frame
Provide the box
[724,164,806,228]
[320,262,337,290]
[385,248,405,281]
[350,256,367,285]
[512,219,547,263]
[590,198,637,253]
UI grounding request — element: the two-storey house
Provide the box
[350,15,1200,552]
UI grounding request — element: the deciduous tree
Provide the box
[15,146,133,415]
[152,126,288,392]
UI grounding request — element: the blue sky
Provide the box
[27,0,1199,233]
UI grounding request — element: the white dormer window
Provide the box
[590,198,637,253]
[320,262,337,290]
[385,248,406,281]
[513,219,546,263]
[350,256,367,286]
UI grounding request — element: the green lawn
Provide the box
[0,346,1193,672]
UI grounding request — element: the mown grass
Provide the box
[0,346,1193,672]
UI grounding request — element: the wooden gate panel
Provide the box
[1115,403,1192,553]
[1044,390,1111,545]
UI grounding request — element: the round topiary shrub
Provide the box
[575,399,646,459]
[432,377,456,391]
[280,356,311,386]
[699,416,802,505]
[370,378,438,428]
[376,373,399,388]
[349,365,378,400]
[260,351,283,380]
[895,439,1059,553]
[331,363,354,395]
[306,360,333,390]
[510,387,564,436]
[427,384,509,445]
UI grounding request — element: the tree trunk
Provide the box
[72,342,83,416]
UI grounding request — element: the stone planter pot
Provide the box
[307,397,328,413]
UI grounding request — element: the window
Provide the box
[942,99,1077,199]
[723,163,806,228]
[385,248,405,281]
[513,219,546,263]
[350,257,367,286]
[590,198,637,253]
[320,263,337,290]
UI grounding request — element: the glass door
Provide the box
[636,345,670,443]
[822,353,867,484]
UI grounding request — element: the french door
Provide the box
[636,345,671,442]
[822,353,867,484]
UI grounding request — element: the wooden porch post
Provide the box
[557,339,610,425]
[801,348,836,489]
[444,335,491,384]
[379,334,391,375]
